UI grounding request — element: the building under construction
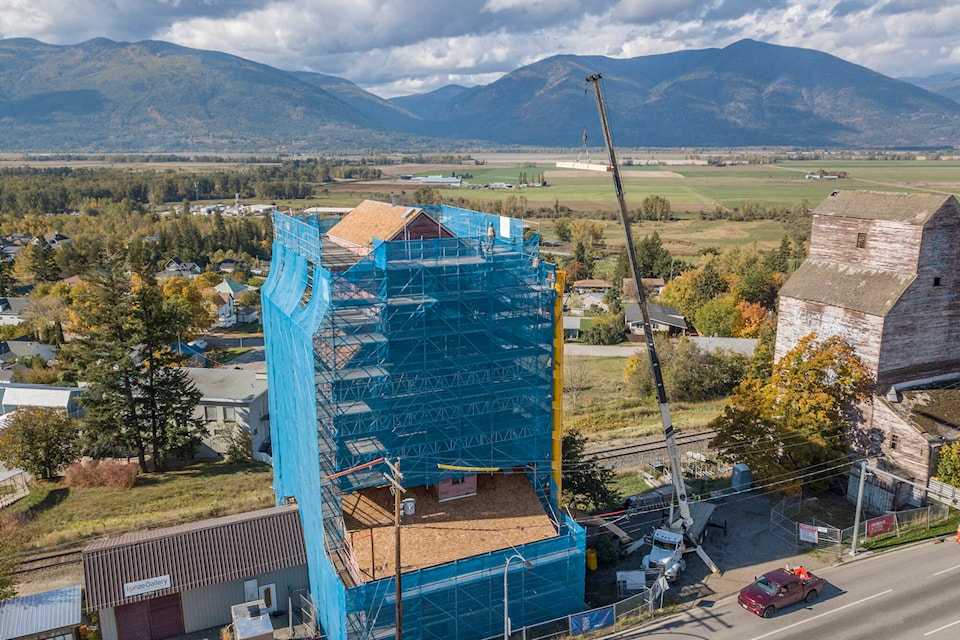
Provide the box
[261,200,585,640]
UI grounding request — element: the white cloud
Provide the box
[0,0,958,95]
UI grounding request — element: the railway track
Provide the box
[588,429,717,462]
[14,548,83,575]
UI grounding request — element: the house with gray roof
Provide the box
[185,367,270,462]
[0,298,29,326]
[625,301,689,336]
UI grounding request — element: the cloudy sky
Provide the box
[1,0,958,97]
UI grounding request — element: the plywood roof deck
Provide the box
[340,473,556,583]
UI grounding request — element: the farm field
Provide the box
[305,154,960,256]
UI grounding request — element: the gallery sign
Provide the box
[124,575,172,598]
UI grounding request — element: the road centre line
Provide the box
[932,563,960,577]
[924,619,960,637]
[923,620,960,638]
[748,589,893,640]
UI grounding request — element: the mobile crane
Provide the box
[585,74,719,577]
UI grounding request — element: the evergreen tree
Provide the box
[27,238,59,283]
[65,262,205,472]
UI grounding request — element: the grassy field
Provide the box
[10,461,275,551]
[564,356,726,440]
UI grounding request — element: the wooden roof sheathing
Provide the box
[328,199,428,247]
[82,505,305,610]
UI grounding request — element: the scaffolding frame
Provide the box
[263,205,583,640]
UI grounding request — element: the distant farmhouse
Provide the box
[776,190,960,507]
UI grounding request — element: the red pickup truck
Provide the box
[738,567,826,618]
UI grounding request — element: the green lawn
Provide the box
[564,355,726,439]
[11,460,275,550]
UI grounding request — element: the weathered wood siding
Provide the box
[878,204,960,383]
[872,398,933,482]
[808,216,923,272]
[774,297,884,376]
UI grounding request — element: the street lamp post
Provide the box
[503,553,533,640]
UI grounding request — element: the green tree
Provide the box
[583,312,624,345]
[692,295,738,337]
[27,238,59,283]
[936,441,960,487]
[0,406,79,479]
[635,232,675,280]
[603,281,623,315]
[624,335,749,402]
[413,186,442,204]
[65,263,205,472]
[640,194,671,221]
[554,217,572,242]
[562,429,618,511]
[709,334,872,493]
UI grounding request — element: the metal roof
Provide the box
[0,585,82,640]
[184,367,267,403]
[0,385,78,409]
[83,505,306,610]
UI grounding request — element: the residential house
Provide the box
[159,258,205,280]
[186,367,270,462]
[625,301,689,336]
[0,338,58,366]
[623,277,666,299]
[563,316,583,340]
[40,231,72,249]
[572,278,612,294]
[171,340,207,368]
[212,292,236,328]
[0,298,30,326]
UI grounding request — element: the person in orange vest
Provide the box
[955,522,960,544]
[795,566,810,582]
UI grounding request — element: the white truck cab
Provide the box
[642,527,686,581]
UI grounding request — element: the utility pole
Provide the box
[383,459,406,639]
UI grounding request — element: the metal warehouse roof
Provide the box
[83,504,306,610]
[0,585,82,640]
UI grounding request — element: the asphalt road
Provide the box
[608,538,960,639]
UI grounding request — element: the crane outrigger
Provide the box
[585,73,719,576]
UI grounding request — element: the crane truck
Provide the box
[585,74,720,579]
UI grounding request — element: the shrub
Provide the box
[225,430,254,464]
[595,535,620,566]
[62,460,140,489]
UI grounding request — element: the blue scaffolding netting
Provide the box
[262,204,585,640]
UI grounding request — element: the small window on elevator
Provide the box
[856,232,867,248]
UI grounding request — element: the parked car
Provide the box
[738,567,826,618]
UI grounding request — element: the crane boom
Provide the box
[586,73,718,574]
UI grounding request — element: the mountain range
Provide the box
[0,37,958,152]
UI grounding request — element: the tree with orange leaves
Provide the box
[709,333,872,492]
